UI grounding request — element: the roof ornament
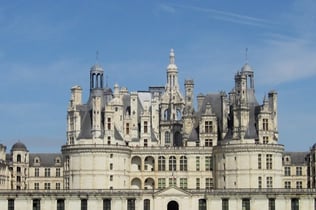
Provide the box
[169,48,175,64]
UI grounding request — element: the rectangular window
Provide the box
[57,199,65,210]
[258,154,262,169]
[35,168,39,177]
[263,118,269,131]
[205,178,213,189]
[199,199,207,210]
[34,183,39,190]
[196,157,200,171]
[242,198,250,210]
[296,167,302,176]
[205,121,213,133]
[205,139,213,147]
[222,198,229,210]
[196,178,200,189]
[110,163,113,170]
[285,181,291,189]
[205,156,213,171]
[158,178,166,189]
[33,199,41,210]
[56,183,61,190]
[180,178,187,189]
[296,181,302,189]
[258,176,262,189]
[126,123,130,135]
[144,121,148,133]
[127,199,135,210]
[269,198,275,210]
[144,199,150,210]
[263,136,269,144]
[107,118,111,130]
[45,168,50,177]
[144,139,148,147]
[81,199,87,210]
[291,198,299,210]
[103,199,111,210]
[56,168,61,177]
[169,177,176,187]
[285,167,291,176]
[44,183,50,190]
[8,199,14,210]
[266,154,272,169]
[267,177,273,188]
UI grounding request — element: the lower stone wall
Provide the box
[0,188,315,210]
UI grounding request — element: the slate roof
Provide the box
[29,153,62,167]
[284,152,308,165]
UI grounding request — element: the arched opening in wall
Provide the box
[17,154,21,163]
[176,109,182,120]
[144,156,155,171]
[167,201,179,210]
[131,156,141,171]
[144,178,155,189]
[131,178,141,189]
[164,109,170,120]
[173,131,182,147]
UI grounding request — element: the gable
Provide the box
[155,187,191,197]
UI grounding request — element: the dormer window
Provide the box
[55,157,61,165]
[34,157,40,165]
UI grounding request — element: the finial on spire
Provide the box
[169,48,175,64]
[245,48,248,63]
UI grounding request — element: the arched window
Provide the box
[165,131,170,144]
[169,156,176,171]
[144,199,150,210]
[17,154,21,163]
[158,156,165,171]
[180,156,187,171]
[164,109,169,120]
[176,109,182,120]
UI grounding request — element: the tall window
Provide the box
[285,181,291,189]
[107,118,111,130]
[169,177,176,187]
[81,199,87,210]
[180,178,187,189]
[180,156,187,171]
[263,119,269,131]
[144,199,150,210]
[222,198,229,210]
[242,198,250,210]
[263,136,269,144]
[285,167,291,176]
[44,183,50,190]
[198,199,207,210]
[8,199,14,210]
[103,199,111,210]
[158,156,166,171]
[291,198,299,210]
[169,156,176,171]
[158,178,166,189]
[34,183,39,190]
[205,156,213,171]
[33,199,40,210]
[296,181,302,189]
[56,168,61,177]
[17,154,21,163]
[205,139,213,147]
[258,154,262,169]
[205,121,213,133]
[269,198,275,210]
[144,121,148,133]
[258,176,262,189]
[45,168,50,177]
[57,199,64,210]
[56,183,61,190]
[126,123,130,135]
[196,156,200,171]
[165,132,170,144]
[266,154,272,169]
[144,139,148,147]
[196,178,200,189]
[127,199,135,210]
[267,177,273,188]
[35,168,39,177]
[296,167,302,176]
[205,178,213,189]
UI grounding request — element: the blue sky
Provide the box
[1,0,316,152]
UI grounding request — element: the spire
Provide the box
[169,48,175,64]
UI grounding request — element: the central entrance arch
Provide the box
[167,201,179,210]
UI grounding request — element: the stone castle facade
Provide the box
[1,49,316,210]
